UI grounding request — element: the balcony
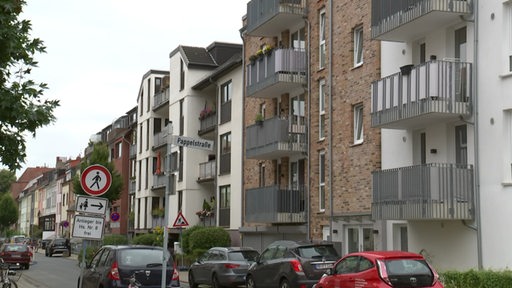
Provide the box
[371,0,472,41]
[371,60,471,129]
[153,88,170,112]
[246,117,306,159]
[245,185,306,224]
[246,48,306,99]
[246,0,306,37]
[152,130,170,149]
[197,160,216,183]
[152,174,166,191]
[198,112,217,138]
[372,163,474,220]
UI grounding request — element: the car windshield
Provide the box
[4,245,28,252]
[297,245,339,259]
[119,249,170,267]
[384,259,432,276]
[53,239,66,245]
[228,250,259,262]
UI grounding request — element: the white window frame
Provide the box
[319,9,326,69]
[319,150,326,211]
[319,79,326,140]
[505,2,512,72]
[354,103,364,144]
[354,26,364,67]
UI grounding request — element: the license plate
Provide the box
[11,255,21,258]
[315,263,332,269]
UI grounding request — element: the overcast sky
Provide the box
[12,0,247,177]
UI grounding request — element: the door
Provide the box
[346,226,374,253]
[455,125,467,165]
[290,94,306,134]
[454,26,467,101]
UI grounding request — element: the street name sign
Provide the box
[80,164,112,196]
[172,135,214,151]
[72,215,105,240]
[76,195,108,216]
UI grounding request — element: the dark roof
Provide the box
[192,53,243,90]
[169,42,242,69]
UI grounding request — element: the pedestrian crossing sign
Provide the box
[173,211,189,227]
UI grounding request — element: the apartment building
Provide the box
[240,0,381,252]
[135,42,244,243]
[370,0,476,271]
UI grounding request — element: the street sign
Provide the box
[72,215,105,240]
[80,164,112,196]
[173,211,189,227]
[76,195,108,216]
[172,135,214,151]
[110,212,120,222]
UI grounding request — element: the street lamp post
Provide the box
[161,123,174,288]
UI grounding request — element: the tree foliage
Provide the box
[182,225,230,260]
[0,193,18,234]
[72,142,122,203]
[0,169,15,193]
[0,0,59,170]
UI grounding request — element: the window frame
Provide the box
[353,103,364,144]
[319,79,326,140]
[319,150,326,211]
[354,25,364,67]
[319,9,326,69]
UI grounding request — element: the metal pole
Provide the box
[161,123,173,288]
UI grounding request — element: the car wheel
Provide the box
[188,271,198,288]
[212,274,224,288]
[279,278,290,288]
[24,263,29,270]
[246,275,256,288]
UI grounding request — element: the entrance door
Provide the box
[346,226,374,253]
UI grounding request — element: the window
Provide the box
[147,78,151,112]
[319,150,326,211]
[221,80,232,103]
[319,9,326,68]
[180,59,185,91]
[319,79,326,140]
[506,2,512,72]
[221,80,232,123]
[220,185,230,208]
[354,26,363,66]
[155,77,162,93]
[292,28,306,51]
[221,133,231,154]
[353,103,363,144]
[259,163,265,187]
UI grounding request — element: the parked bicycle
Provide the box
[126,270,143,288]
[0,260,19,288]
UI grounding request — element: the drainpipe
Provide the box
[305,17,312,241]
[472,0,483,270]
[239,28,246,245]
[328,0,334,241]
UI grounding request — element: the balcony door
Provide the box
[346,225,374,253]
[290,94,305,135]
[455,125,467,165]
[454,26,467,101]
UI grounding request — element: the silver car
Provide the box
[188,247,259,288]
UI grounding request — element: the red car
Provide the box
[313,251,443,288]
[0,243,32,270]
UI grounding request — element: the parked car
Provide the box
[313,251,444,288]
[78,245,180,288]
[45,237,71,257]
[246,240,339,288]
[0,243,32,269]
[188,246,259,288]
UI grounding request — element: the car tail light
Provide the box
[376,260,393,286]
[290,259,303,272]
[224,263,240,269]
[172,263,180,281]
[108,261,121,281]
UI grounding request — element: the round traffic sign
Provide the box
[111,212,120,222]
[80,164,112,196]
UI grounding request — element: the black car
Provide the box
[45,238,71,257]
[246,240,340,288]
[79,245,179,288]
[188,247,259,288]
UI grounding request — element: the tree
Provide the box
[0,0,59,171]
[0,169,15,193]
[72,142,122,203]
[0,193,18,234]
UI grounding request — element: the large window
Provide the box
[220,185,230,209]
[319,150,326,211]
[354,25,363,67]
[319,79,326,140]
[221,80,232,123]
[319,9,326,69]
[354,103,364,144]
[220,132,231,174]
[506,2,512,72]
[292,28,306,51]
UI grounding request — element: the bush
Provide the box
[181,225,206,255]
[187,226,230,260]
[103,234,128,245]
[131,233,158,246]
[442,270,512,288]
[77,245,99,265]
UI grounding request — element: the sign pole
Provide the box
[161,123,173,288]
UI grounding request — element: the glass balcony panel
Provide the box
[246,0,306,36]
[245,185,306,224]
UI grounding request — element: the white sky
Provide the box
[13,0,248,177]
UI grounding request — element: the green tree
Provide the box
[0,193,18,234]
[0,169,15,193]
[72,142,122,203]
[0,0,59,171]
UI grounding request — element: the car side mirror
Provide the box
[326,268,333,275]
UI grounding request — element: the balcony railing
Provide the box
[245,185,306,224]
[246,117,306,159]
[153,88,170,111]
[129,144,136,158]
[198,160,216,182]
[246,48,306,98]
[371,0,472,41]
[246,0,306,36]
[372,163,474,220]
[198,112,217,136]
[128,179,136,194]
[153,130,169,149]
[371,60,471,129]
[152,174,166,190]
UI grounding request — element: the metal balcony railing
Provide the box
[246,117,306,159]
[198,160,216,182]
[246,48,306,98]
[372,163,474,220]
[246,0,306,36]
[153,130,168,149]
[153,88,170,111]
[152,174,166,190]
[245,185,306,224]
[371,60,472,128]
[198,112,217,135]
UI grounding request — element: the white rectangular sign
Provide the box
[72,215,104,240]
[76,195,108,216]
[172,135,214,151]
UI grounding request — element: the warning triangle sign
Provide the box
[173,211,189,227]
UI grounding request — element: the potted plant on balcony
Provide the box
[255,113,264,126]
[262,44,274,56]
[152,208,165,218]
[199,106,215,120]
[196,198,215,219]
